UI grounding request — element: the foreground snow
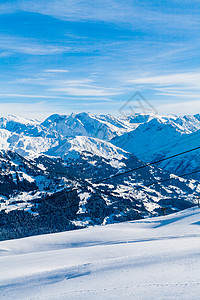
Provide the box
[0,207,200,300]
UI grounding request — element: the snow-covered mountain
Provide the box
[0,112,200,240]
[1,112,200,162]
[0,146,199,240]
[0,113,133,157]
[0,115,40,131]
[42,112,134,141]
[0,115,60,157]
[45,136,129,168]
[111,115,200,179]
[111,114,200,155]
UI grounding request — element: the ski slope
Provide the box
[0,207,200,300]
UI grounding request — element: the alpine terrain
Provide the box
[0,112,200,240]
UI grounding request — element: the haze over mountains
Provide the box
[0,112,200,240]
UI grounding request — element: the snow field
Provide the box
[0,207,200,299]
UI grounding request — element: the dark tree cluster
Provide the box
[0,189,81,241]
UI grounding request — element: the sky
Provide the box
[0,0,200,120]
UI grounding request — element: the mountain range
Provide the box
[0,112,200,240]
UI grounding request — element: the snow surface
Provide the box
[0,207,200,299]
[46,136,129,163]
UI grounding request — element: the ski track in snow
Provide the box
[0,207,200,299]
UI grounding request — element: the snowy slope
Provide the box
[147,130,200,180]
[0,115,40,130]
[111,114,200,156]
[111,117,184,155]
[0,129,12,149]
[111,115,200,179]
[45,135,129,163]
[0,207,200,300]
[0,115,59,157]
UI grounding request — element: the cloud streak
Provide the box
[0,93,61,99]
[0,35,70,55]
[15,0,200,34]
[129,72,200,87]
[49,79,120,96]
[128,71,200,100]
[44,69,69,73]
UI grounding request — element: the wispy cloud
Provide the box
[17,0,200,33]
[156,91,200,99]
[44,69,69,73]
[0,51,11,58]
[128,71,200,99]
[13,76,121,97]
[0,94,61,99]
[129,72,200,87]
[49,79,120,96]
[0,35,69,55]
[50,87,119,96]
[1,0,199,33]
[0,33,121,57]
[19,0,137,23]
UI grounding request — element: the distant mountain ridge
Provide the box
[1,112,200,153]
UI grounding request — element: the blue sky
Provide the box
[0,0,200,119]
